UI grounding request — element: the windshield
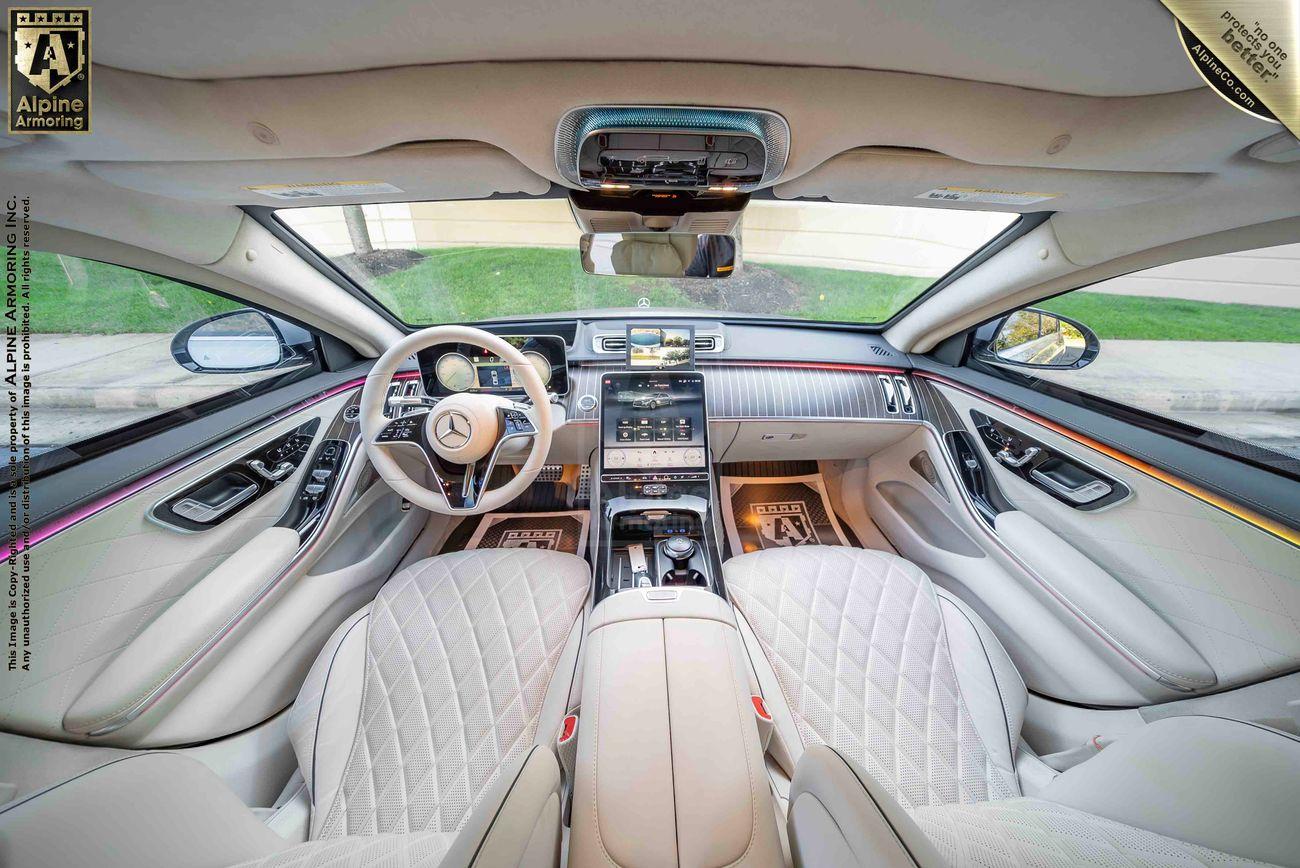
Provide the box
[276,198,1016,326]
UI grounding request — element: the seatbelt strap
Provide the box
[556,713,579,825]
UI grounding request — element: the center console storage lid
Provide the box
[589,585,736,629]
[570,589,784,868]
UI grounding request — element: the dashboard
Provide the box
[417,335,569,397]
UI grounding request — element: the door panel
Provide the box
[864,425,1153,706]
[930,378,1300,698]
[1,384,427,747]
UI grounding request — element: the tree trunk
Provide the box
[342,205,374,257]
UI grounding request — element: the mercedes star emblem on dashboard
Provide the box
[435,411,471,448]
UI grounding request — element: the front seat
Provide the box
[0,548,590,868]
[724,546,1300,867]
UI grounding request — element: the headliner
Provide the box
[17,0,1199,96]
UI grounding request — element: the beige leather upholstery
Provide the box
[936,382,1300,692]
[1038,716,1300,866]
[63,526,302,735]
[727,546,1300,868]
[2,547,589,868]
[725,545,1020,808]
[788,745,945,868]
[0,753,293,867]
[300,548,587,840]
[570,587,784,868]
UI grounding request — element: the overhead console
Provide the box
[555,105,790,193]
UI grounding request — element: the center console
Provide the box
[595,365,724,601]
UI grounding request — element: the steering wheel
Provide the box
[359,326,553,514]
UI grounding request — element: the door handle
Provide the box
[172,482,258,524]
[996,446,1041,468]
[1030,467,1113,505]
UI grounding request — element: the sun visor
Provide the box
[83,141,550,206]
[775,147,1206,212]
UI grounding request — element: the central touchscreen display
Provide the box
[601,371,706,470]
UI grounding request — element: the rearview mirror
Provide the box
[171,309,293,373]
[580,232,738,278]
[976,308,1100,370]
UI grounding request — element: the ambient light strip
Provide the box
[0,371,421,560]
[915,371,1300,548]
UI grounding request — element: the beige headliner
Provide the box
[0,33,1295,353]
[14,0,1200,96]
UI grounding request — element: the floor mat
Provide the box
[719,472,852,556]
[464,510,589,555]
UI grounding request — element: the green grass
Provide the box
[1039,292,1300,343]
[364,246,691,322]
[27,247,1300,343]
[763,263,932,322]
[367,246,932,325]
[29,251,241,333]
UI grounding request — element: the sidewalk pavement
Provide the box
[31,333,268,410]
[1033,341,1300,413]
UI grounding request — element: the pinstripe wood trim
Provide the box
[912,375,964,434]
[564,362,922,423]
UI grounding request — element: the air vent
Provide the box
[383,379,422,418]
[869,345,895,358]
[593,333,724,354]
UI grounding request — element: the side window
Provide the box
[29,252,318,456]
[982,241,1300,461]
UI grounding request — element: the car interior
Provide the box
[1,2,1299,866]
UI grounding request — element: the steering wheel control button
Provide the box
[377,417,421,442]
[502,409,535,435]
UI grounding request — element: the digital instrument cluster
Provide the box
[418,335,569,397]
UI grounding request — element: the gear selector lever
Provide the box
[663,535,696,568]
[662,535,700,585]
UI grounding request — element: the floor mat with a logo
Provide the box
[719,473,852,556]
[464,510,589,555]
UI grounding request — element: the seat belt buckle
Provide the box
[751,695,774,752]
[557,713,579,825]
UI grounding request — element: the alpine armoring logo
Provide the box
[8,7,91,134]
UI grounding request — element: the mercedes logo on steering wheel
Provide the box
[434,410,472,448]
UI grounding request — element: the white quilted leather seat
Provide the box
[0,547,590,868]
[240,547,590,866]
[724,546,1300,867]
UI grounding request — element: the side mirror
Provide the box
[974,307,1100,370]
[171,309,299,374]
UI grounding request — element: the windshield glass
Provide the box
[276,198,1016,325]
